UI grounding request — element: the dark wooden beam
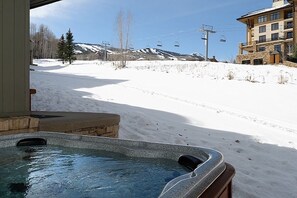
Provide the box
[30,0,61,9]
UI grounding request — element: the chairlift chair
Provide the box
[157,41,162,47]
[220,35,226,42]
[174,41,180,47]
[201,33,207,40]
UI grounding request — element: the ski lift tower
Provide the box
[102,41,110,61]
[200,24,216,61]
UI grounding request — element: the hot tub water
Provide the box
[0,145,188,198]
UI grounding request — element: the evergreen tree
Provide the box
[65,29,75,64]
[57,34,66,63]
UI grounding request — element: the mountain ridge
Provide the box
[74,42,204,61]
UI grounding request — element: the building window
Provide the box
[258,15,267,23]
[274,44,281,52]
[287,32,293,39]
[271,12,280,21]
[253,59,263,65]
[285,21,293,29]
[271,33,279,41]
[242,60,251,64]
[259,35,266,43]
[258,46,266,52]
[259,26,266,33]
[285,12,293,19]
[271,23,279,31]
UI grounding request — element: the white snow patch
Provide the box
[74,50,83,54]
[31,60,297,198]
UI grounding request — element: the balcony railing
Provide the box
[256,37,285,44]
[241,35,292,47]
[241,42,253,47]
[284,13,293,19]
[284,24,293,29]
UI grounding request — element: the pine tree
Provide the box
[57,34,66,63]
[65,29,75,64]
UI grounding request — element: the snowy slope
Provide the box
[31,60,297,198]
[136,48,183,57]
[135,48,203,61]
[74,43,203,61]
[74,43,114,54]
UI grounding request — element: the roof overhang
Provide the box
[30,0,61,9]
[237,4,292,23]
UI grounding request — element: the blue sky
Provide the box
[31,0,277,61]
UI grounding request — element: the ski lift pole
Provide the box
[200,25,216,61]
[205,31,209,61]
[102,41,110,61]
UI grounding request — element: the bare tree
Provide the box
[116,10,132,68]
[30,23,58,59]
[30,23,37,39]
[30,23,37,64]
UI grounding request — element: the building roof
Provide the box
[237,3,291,21]
[30,0,61,9]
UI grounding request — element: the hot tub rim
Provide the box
[0,131,227,198]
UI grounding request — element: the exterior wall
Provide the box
[247,25,253,44]
[236,51,270,65]
[253,8,292,41]
[0,0,30,117]
[283,60,297,67]
[237,42,285,64]
[273,0,286,8]
[65,124,119,138]
[0,116,119,138]
[253,12,286,41]
[293,0,297,43]
[0,116,39,135]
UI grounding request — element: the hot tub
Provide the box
[0,132,234,198]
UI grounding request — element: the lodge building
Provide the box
[237,0,297,65]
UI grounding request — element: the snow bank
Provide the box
[127,60,297,85]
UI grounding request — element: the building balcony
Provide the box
[284,14,293,20]
[239,42,256,55]
[284,25,293,30]
[285,37,293,41]
[256,37,285,44]
[241,42,253,47]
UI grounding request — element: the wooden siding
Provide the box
[0,0,30,117]
[0,0,3,114]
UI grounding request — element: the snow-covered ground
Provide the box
[31,60,297,198]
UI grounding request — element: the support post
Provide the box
[201,25,216,61]
[102,41,110,61]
